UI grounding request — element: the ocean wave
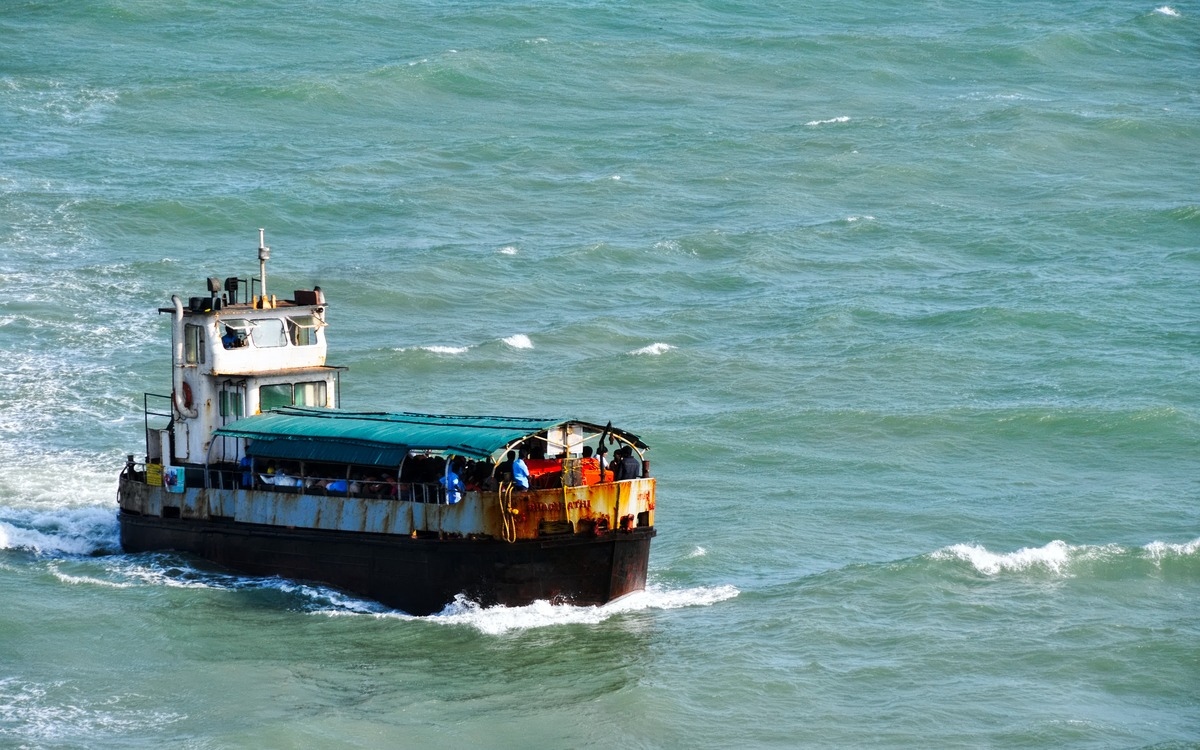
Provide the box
[630,342,675,356]
[1154,6,1180,17]
[0,505,117,556]
[931,540,1078,574]
[502,333,533,349]
[1143,537,1200,560]
[928,538,1200,577]
[805,116,849,127]
[394,344,470,355]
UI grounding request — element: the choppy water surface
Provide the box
[1,2,1197,747]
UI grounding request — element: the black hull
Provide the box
[118,511,654,615]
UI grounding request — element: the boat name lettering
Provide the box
[525,500,592,513]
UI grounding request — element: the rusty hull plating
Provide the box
[117,470,656,614]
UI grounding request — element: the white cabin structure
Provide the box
[151,230,341,467]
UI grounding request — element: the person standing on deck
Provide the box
[440,458,465,504]
[613,447,641,481]
[512,451,530,491]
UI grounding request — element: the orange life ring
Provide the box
[181,381,194,409]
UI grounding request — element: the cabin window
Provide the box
[259,384,293,411]
[221,319,253,349]
[288,316,320,347]
[258,380,330,411]
[184,324,205,364]
[294,381,327,407]
[249,318,288,348]
[219,390,244,417]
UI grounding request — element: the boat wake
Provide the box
[290,580,740,633]
[68,557,738,632]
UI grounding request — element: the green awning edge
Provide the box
[213,407,647,466]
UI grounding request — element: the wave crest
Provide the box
[631,342,675,356]
[806,115,850,126]
[502,333,533,349]
[929,538,1200,577]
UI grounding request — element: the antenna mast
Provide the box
[258,228,270,302]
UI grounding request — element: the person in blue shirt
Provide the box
[441,457,465,504]
[512,451,530,490]
[221,325,246,349]
[239,455,253,488]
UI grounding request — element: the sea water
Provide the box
[1,2,1197,747]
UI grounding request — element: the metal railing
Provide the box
[202,467,454,504]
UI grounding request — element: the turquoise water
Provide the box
[2,1,1198,747]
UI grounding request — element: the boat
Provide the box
[116,230,656,615]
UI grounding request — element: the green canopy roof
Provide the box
[213,406,646,467]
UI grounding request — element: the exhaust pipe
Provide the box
[170,295,199,419]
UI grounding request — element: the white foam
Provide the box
[502,333,533,349]
[0,505,117,556]
[47,563,137,589]
[498,245,519,255]
[0,450,121,509]
[0,677,184,742]
[8,81,118,125]
[806,116,850,126]
[91,558,369,599]
[118,560,289,592]
[51,554,284,594]
[630,342,675,356]
[0,522,95,556]
[1155,6,1180,16]
[687,545,707,558]
[280,581,395,614]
